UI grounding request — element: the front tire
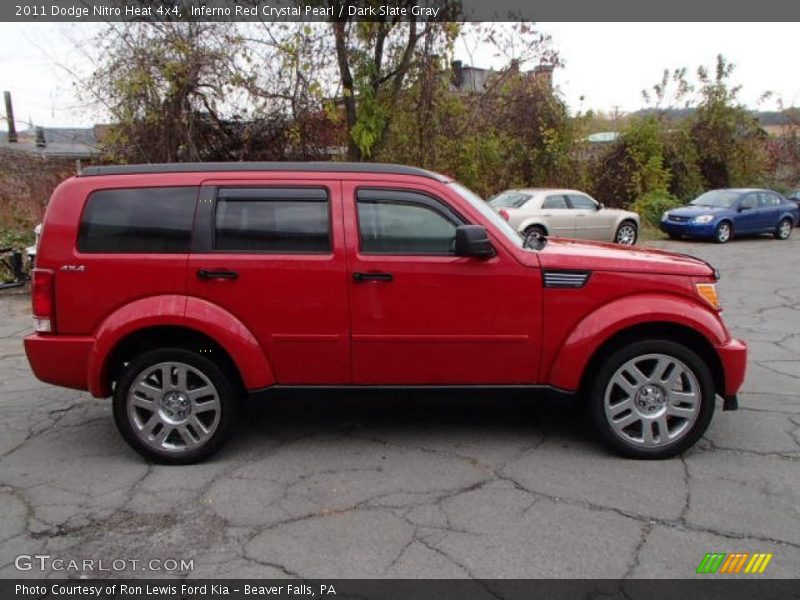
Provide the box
[775,218,793,240]
[615,221,638,245]
[713,221,732,244]
[113,348,238,464]
[523,225,547,238]
[588,340,716,459]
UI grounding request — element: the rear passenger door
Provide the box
[186,181,350,385]
[540,195,575,236]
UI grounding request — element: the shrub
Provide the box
[632,190,684,228]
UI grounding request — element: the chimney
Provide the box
[451,60,463,89]
[35,126,46,148]
[4,91,17,143]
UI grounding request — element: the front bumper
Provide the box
[716,337,747,409]
[660,219,717,238]
[24,333,93,392]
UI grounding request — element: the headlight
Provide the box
[694,214,714,224]
[696,283,720,310]
[662,211,670,220]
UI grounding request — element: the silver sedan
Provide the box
[490,188,640,245]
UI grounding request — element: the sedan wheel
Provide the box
[775,218,792,240]
[589,340,715,459]
[615,222,638,245]
[113,348,237,464]
[714,221,732,244]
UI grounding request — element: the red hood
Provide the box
[537,238,714,277]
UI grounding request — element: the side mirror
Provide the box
[454,225,495,259]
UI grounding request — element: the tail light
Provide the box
[499,209,510,221]
[32,268,55,332]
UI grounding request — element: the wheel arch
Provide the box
[518,219,549,235]
[87,295,275,397]
[545,294,730,397]
[577,321,725,399]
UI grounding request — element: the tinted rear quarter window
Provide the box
[78,187,197,253]
[214,188,330,253]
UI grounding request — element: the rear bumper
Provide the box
[24,333,93,392]
[660,219,717,238]
[716,337,747,406]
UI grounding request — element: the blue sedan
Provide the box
[660,189,800,243]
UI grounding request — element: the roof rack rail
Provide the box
[78,161,450,182]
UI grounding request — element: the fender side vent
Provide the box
[543,270,591,289]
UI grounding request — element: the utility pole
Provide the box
[4,91,18,143]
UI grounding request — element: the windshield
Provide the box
[690,190,741,208]
[489,191,532,209]
[448,182,524,249]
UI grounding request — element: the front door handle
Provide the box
[197,269,238,280]
[353,272,393,283]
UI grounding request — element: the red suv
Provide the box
[24,163,747,463]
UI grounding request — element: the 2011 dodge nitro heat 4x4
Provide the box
[24,163,747,464]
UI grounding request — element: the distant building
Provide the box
[0,125,103,160]
[450,60,555,95]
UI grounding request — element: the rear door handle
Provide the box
[197,269,238,280]
[353,272,393,283]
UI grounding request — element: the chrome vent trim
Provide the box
[543,270,591,289]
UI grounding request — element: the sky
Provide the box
[0,21,798,129]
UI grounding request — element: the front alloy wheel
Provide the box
[113,348,237,464]
[714,221,732,244]
[615,222,638,245]
[589,340,715,458]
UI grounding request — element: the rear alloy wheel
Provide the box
[713,221,732,244]
[524,225,547,238]
[588,340,715,459]
[775,218,793,240]
[615,221,638,245]
[113,348,237,464]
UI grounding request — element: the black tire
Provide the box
[113,348,238,464]
[774,217,793,240]
[713,221,732,244]
[667,233,681,240]
[524,225,547,238]
[614,220,638,245]
[587,339,716,459]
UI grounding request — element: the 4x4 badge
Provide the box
[59,265,86,272]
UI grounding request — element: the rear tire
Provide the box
[713,221,732,244]
[113,348,238,464]
[523,225,547,238]
[587,339,716,459]
[775,218,792,240]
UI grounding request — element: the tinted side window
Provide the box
[740,194,757,209]
[568,194,597,210]
[759,193,780,208]
[357,189,461,255]
[78,187,197,253]
[542,195,568,209]
[214,188,330,253]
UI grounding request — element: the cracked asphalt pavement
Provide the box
[1,236,799,580]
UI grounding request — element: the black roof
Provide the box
[79,162,450,182]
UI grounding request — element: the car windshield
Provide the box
[690,190,741,208]
[489,191,532,209]
[448,182,524,249]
